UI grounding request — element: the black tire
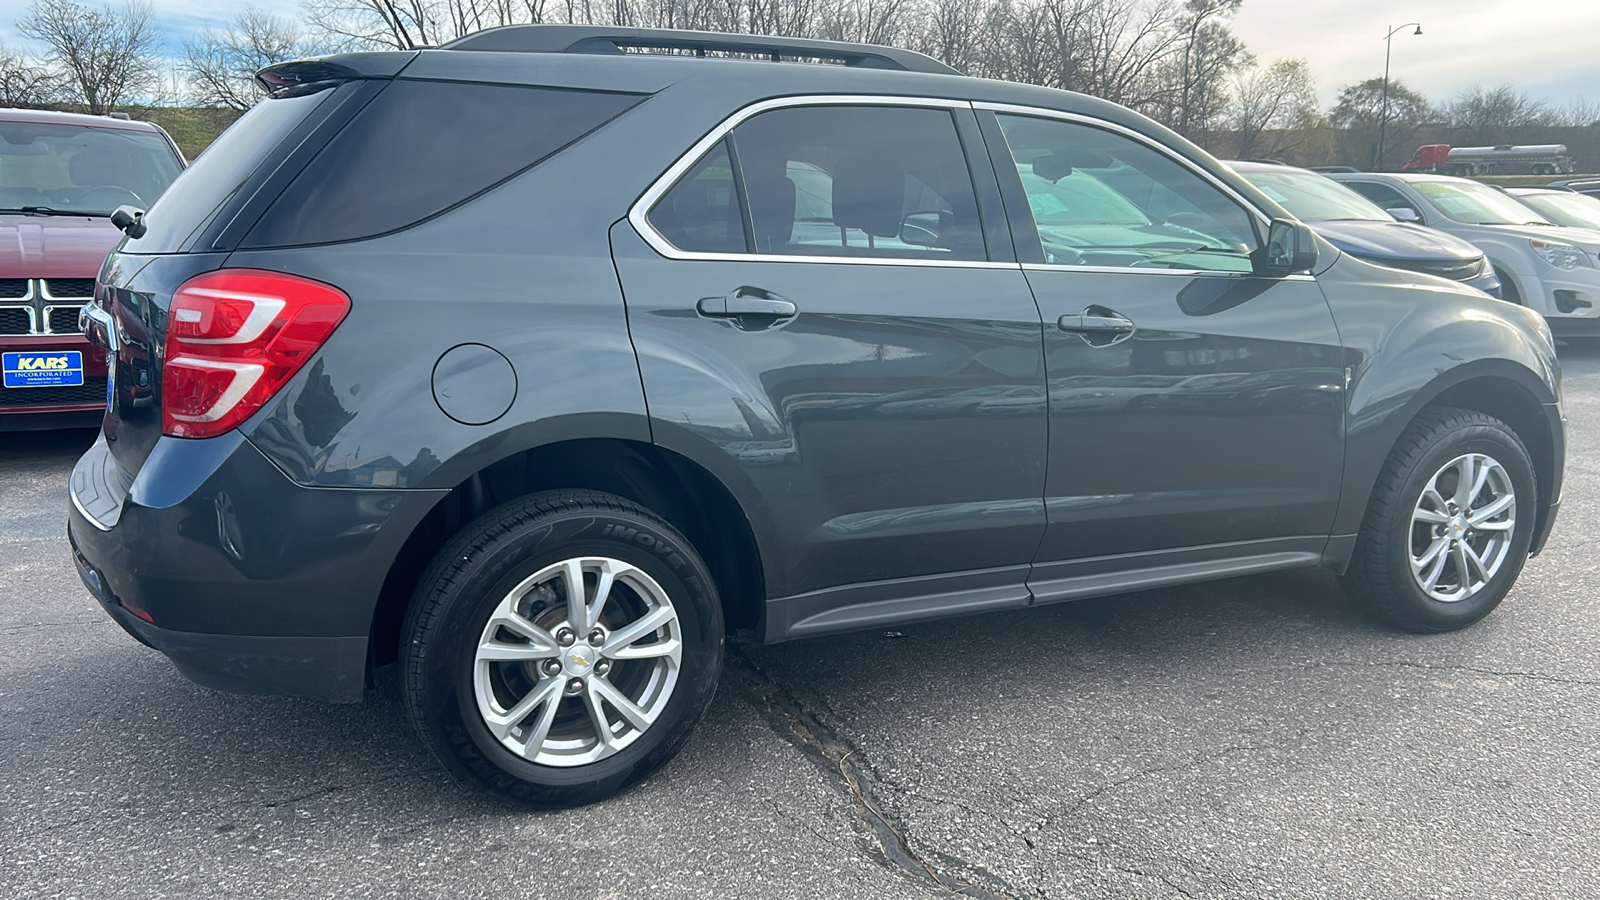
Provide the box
[401,490,723,807]
[1342,407,1537,633]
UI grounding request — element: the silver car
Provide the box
[1329,171,1600,336]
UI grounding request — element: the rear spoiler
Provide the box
[255,52,418,95]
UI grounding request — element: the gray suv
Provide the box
[69,26,1565,807]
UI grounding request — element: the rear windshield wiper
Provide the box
[2,206,101,216]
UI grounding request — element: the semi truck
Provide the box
[1403,143,1572,176]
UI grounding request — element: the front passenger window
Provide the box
[994,114,1257,273]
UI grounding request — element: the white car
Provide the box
[1328,172,1600,337]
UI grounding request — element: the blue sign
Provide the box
[3,351,84,388]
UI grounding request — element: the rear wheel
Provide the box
[1342,407,1536,633]
[402,490,723,807]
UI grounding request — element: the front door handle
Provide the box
[1058,312,1134,333]
[698,287,797,319]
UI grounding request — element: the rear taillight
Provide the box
[162,269,350,439]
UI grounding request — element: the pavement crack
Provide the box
[1109,862,1196,898]
[1053,745,1262,821]
[1323,660,1600,687]
[727,648,1021,899]
[255,768,435,809]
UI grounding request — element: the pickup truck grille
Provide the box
[0,278,89,335]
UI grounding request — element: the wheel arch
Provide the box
[368,435,769,668]
[1332,357,1560,568]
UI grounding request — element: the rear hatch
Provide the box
[88,55,412,475]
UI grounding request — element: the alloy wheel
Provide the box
[1408,452,1516,602]
[472,557,682,766]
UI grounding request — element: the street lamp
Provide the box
[1377,23,1423,171]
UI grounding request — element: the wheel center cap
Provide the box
[1450,515,1468,536]
[563,645,595,676]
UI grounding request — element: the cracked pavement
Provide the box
[6,341,1600,899]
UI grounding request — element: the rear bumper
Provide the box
[71,535,367,701]
[67,432,446,702]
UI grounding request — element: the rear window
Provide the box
[242,80,642,248]
[125,88,331,253]
[0,122,180,215]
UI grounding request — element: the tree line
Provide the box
[2,0,1597,168]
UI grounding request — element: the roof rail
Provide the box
[441,25,960,76]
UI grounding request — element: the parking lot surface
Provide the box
[6,345,1600,900]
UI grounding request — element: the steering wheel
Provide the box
[75,186,145,208]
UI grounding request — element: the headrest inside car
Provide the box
[831,154,905,239]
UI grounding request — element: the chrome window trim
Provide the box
[1023,264,1314,282]
[974,102,1273,226]
[627,94,1021,270]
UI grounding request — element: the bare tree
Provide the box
[1551,97,1600,129]
[1229,57,1318,160]
[17,0,162,114]
[182,8,320,111]
[0,39,64,107]
[1165,0,1247,139]
[1445,84,1551,144]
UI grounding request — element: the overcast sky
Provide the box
[2,0,1597,109]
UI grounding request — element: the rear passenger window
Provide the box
[647,104,988,261]
[651,139,747,254]
[243,81,641,248]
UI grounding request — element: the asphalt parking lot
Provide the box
[5,344,1600,900]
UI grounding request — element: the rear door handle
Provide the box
[1057,312,1134,333]
[698,288,797,319]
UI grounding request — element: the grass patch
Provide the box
[122,106,242,159]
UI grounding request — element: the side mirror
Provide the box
[1255,218,1318,276]
[110,205,146,238]
[1388,206,1421,223]
[899,210,952,248]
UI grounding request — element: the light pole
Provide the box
[1377,23,1422,171]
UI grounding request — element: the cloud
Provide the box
[1232,0,1600,107]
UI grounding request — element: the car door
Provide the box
[611,99,1049,638]
[975,108,1346,600]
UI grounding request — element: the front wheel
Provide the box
[402,490,723,806]
[1342,407,1537,633]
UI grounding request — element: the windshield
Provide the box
[1413,180,1552,226]
[1237,167,1391,222]
[0,121,181,215]
[1514,192,1600,230]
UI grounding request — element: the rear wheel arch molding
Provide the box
[1335,359,1558,555]
[368,429,772,671]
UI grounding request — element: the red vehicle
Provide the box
[1,109,184,430]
